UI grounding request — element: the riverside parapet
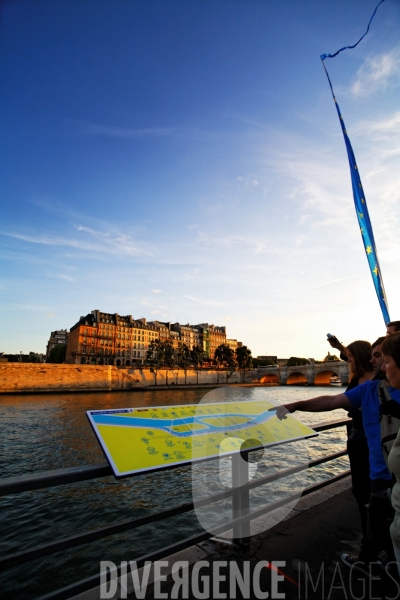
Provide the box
[0,361,349,394]
[0,363,252,394]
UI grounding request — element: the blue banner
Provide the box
[320,0,390,324]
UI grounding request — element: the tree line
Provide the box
[145,340,253,372]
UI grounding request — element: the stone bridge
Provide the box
[256,360,349,386]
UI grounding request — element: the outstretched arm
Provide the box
[328,335,347,355]
[270,393,352,420]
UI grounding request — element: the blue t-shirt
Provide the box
[345,379,400,481]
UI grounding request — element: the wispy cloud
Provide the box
[152,289,161,294]
[83,123,173,139]
[353,111,400,141]
[313,275,358,290]
[351,48,400,98]
[1,225,153,258]
[57,274,76,282]
[197,232,280,255]
[183,295,227,307]
[75,225,153,256]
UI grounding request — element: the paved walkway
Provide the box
[75,477,400,600]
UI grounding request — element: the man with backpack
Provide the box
[270,332,400,574]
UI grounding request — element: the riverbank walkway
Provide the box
[74,475,400,600]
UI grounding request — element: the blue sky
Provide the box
[1,0,399,358]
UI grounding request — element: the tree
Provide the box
[323,352,340,362]
[176,343,191,384]
[177,343,191,368]
[235,345,253,383]
[146,339,175,385]
[48,344,66,364]
[287,356,308,367]
[214,344,237,383]
[191,344,205,384]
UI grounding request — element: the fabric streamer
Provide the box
[320,0,390,324]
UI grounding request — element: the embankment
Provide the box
[0,363,259,394]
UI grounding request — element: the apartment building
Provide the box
[46,329,68,358]
[195,323,227,359]
[65,310,230,366]
[170,323,202,350]
[226,338,243,353]
[66,310,158,366]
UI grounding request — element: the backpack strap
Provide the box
[378,380,397,422]
[378,379,392,403]
[378,380,400,462]
[382,433,398,448]
[380,400,400,419]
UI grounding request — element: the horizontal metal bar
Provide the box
[0,448,347,570]
[0,500,196,570]
[0,418,350,497]
[0,463,112,496]
[36,470,350,600]
[313,418,351,432]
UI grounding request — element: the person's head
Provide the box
[346,340,373,379]
[370,336,385,374]
[386,321,400,336]
[381,333,400,388]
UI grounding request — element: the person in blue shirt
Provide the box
[271,332,400,574]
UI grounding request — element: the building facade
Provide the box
[46,329,69,358]
[65,310,232,366]
[170,323,202,350]
[195,324,227,360]
[226,339,243,353]
[66,310,159,366]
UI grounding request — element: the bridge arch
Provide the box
[314,369,341,386]
[260,374,280,384]
[287,371,308,385]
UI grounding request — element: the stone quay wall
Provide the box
[0,363,257,394]
[0,361,348,394]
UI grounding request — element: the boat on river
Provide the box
[330,376,342,387]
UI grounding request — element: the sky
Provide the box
[1,0,399,359]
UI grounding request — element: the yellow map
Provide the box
[87,400,316,477]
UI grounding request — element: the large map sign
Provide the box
[87,399,317,477]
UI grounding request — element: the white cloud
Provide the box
[313,275,358,290]
[197,232,281,255]
[353,111,400,141]
[75,225,153,256]
[351,48,400,98]
[152,289,161,294]
[183,295,227,307]
[1,226,153,258]
[83,122,173,139]
[57,274,76,282]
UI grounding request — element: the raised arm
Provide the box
[328,335,347,355]
[270,393,351,420]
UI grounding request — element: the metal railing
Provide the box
[0,418,351,600]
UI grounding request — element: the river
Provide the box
[0,385,348,599]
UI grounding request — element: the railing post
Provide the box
[232,450,250,547]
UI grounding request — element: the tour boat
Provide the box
[330,376,342,387]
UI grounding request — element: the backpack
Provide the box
[378,380,400,471]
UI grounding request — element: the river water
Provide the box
[0,385,349,599]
